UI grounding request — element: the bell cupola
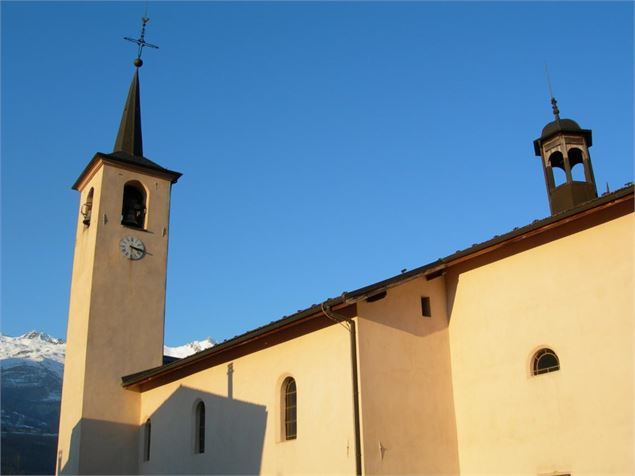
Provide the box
[533,97,598,215]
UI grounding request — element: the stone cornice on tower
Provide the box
[72,152,182,191]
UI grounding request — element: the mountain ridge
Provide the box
[0,331,214,474]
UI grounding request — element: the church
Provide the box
[56,30,633,476]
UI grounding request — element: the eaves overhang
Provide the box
[334,183,633,297]
[533,127,593,156]
[72,151,182,191]
[122,301,355,390]
[121,184,634,391]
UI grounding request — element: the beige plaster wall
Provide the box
[356,277,460,475]
[58,161,174,474]
[138,322,357,475]
[447,212,634,475]
[57,167,103,474]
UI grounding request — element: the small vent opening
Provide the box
[366,291,387,303]
[421,297,432,317]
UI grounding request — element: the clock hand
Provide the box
[130,246,145,253]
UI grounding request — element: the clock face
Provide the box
[119,236,145,260]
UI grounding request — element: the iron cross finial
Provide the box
[124,16,159,68]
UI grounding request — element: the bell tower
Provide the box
[533,97,598,215]
[57,18,181,474]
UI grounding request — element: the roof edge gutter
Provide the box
[121,185,633,391]
[122,300,352,390]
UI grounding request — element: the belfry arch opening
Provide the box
[121,181,147,228]
[548,151,567,186]
[568,148,586,182]
[81,188,94,226]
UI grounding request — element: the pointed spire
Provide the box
[113,16,159,158]
[113,69,143,157]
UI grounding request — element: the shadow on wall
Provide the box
[355,279,461,474]
[359,278,450,338]
[141,385,267,475]
[60,386,267,475]
[59,418,139,475]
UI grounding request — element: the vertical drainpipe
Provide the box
[321,302,363,476]
[349,319,363,476]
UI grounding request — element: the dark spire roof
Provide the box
[72,19,181,191]
[541,96,580,139]
[533,95,593,155]
[113,69,143,157]
[72,67,182,190]
[533,118,593,156]
[541,118,584,139]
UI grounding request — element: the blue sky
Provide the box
[2,1,633,346]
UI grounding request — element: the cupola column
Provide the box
[581,149,596,184]
[560,138,574,183]
[543,161,556,194]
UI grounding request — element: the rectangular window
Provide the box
[421,297,432,317]
[196,402,205,454]
[143,419,151,462]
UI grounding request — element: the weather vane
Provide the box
[124,16,159,68]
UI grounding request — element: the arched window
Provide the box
[195,401,205,454]
[532,348,560,375]
[81,188,94,226]
[568,148,586,181]
[121,182,146,228]
[143,419,151,461]
[283,377,297,440]
[548,151,567,186]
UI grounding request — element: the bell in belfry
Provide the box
[121,184,146,228]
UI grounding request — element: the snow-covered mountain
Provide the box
[0,331,215,474]
[0,331,65,377]
[164,337,215,358]
[0,331,215,382]
[0,330,215,436]
[0,331,215,434]
[1,331,65,434]
[1,332,66,474]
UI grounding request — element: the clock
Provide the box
[119,236,145,260]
